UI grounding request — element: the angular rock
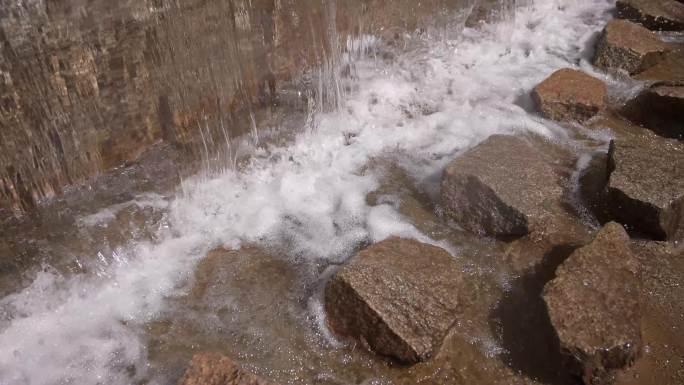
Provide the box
[325,237,463,364]
[607,137,684,241]
[621,85,684,139]
[532,68,608,122]
[543,223,642,385]
[617,0,684,31]
[441,134,563,237]
[634,50,684,85]
[593,19,670,74]
[178,352,275,385]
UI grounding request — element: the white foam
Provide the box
[0,1,614,384]
[78,193,169,228]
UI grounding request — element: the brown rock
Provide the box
[593,19,670,75]
[532,68,607,122]
[0,0,474,215]
[614,240,684,385]
[178,352,275,385]
[607,137,684,241]
[634,50,684,85]
[617,0,684,31]
[621,85,684,139]
[441,134,564,237]
[324,237,463,364]
[543,223,642,385]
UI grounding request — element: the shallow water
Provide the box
[0,1,631,384]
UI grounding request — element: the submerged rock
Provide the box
[622,85,684,139]
[465,0,513,27]
[178,352,275,385]
[543,223,642,385]
[593,19,670,74]
[532,68,607,122]
[325,237,462,364]
[441,134,563,237]
[607,137,684,241]
[616,0,684,31]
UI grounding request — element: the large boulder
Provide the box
[325,237,463,364]
[543,223,642,385]
[617,0,684,31]
[607,137,684,241]
[441,134,563,237]
[178,352,275,385]
[621,85,684,139]
[532,68,607,122]
[593,19,670,75]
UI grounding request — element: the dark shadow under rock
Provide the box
[490,245,579,385]
[578,151,612,225]
[620,85,684,140]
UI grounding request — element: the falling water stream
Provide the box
[0,1,631,384]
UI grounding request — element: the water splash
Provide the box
[0,0,614,384]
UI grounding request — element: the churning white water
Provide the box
[0,1,614,384]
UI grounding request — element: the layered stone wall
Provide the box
[0,0,490,214]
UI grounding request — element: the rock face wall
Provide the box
[0,0,489,214]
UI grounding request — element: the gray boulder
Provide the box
[441,134,563,237]
[543,222,642,385]
[325,237,463,364]
[594,19,670,74]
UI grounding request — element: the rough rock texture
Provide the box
[543,223,642,385]
[325,237,463,364]
[532,69,608,122]
[621,85,684,139]
[593,19,670,74]
[617,0,684,31]
[635,50,684,85]
[613,241,684,385]
[178,352,275,385]
[607,137,684,241]
[0,0,474,215]
[441,134,564,237]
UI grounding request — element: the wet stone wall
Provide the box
[0,0,502,215]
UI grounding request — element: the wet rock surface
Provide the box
[622,85,684,139]
[465,0,515,27]
[441,134,564,237]
[543,223,642,385]
[607,136,684,241]
[593,19,670,74]
[178,352,276,385]
[0,0,472,214]
[634,50,684,85]
[325,237,463,364]
[614,241,684,385]
[532,68,607,122]
[4,2,684,385]
[616,0,684,31]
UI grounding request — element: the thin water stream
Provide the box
[2,1,664,384]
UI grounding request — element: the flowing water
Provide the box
[0,1,622,384]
